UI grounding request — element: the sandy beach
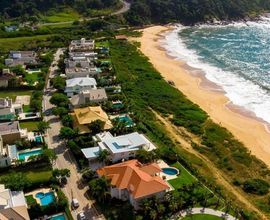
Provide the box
[137,26,270,167]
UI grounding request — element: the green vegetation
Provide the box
[0,35,53,52]
[24,73,40,86]
[243,179,270,195]
[110,39,270,216]
[0,90,32,101]
[168,162,197,189]
[126,0,270,25]
[40,8,80,23]
[20,121,40,131]
[183,214,222,220]
[26,169,52,183]
[25,195,38,207]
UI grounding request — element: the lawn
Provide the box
[25,195,38,206]
[168,162,197,189]
[26,169,52,183]
[0,35,53,52]
[0,90,33,101]
[24,73,40,86]
[182,214,222,220]
[20,121,40,131]
[41,8,80,23]
[96,40,109,48]
[23,105,32,113]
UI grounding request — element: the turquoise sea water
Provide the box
[162,19,270,124]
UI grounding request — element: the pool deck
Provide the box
[25,188,54,206]
[157,160,177,190]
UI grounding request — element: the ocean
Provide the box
[162,19,270,125]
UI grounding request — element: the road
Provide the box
[40,0,130,27]
[43,49,104,220]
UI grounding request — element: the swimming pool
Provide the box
[162,167,179,176]
[18,149,42,161]
[35,136,43,143]
[112,102,124,109]
[35,192,55,206]
[115,115,134,127]
[50,214,66,220]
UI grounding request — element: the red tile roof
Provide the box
[97,160,169,199]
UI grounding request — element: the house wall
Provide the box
[65,85,96,97]
[0,157,11,167]
[111,151,136,163]
[129,190,167,210]
[0,80,8,88]
[66,71,98,79]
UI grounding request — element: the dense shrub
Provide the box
[243,179,270,195]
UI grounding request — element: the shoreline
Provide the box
[136,25,270,167]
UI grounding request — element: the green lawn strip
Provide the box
[23,105,32,113]
[26,170,52,183]
[96,40,109,48]
[65,207,73,220]
[40,8,81,23]
[168,162,197,189]
[20,121,40,131]
[182,214,222,220]
[0,90,33,101]
[0,35,53,51]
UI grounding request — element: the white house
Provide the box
[0,98,22,121]
[70,89,108,108]
[81,132,156,164]
[65,67,101,79]
[65,77,97,97]
[0,184,30,220]
[69,38,95,52]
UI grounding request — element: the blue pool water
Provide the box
[162,167,179,175]
[35,192,55,206]
[50,214,66,220]
[115,116,134,127]
[18,149,42,161]
[35,136,43,143]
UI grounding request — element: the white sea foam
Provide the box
[161,25,270,124]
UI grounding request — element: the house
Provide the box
[71,106,112,134]
[5,51,37,66]
[0,121,23,144]
[69,38,95,52]
[0,136,11,167]
[0,69,15,88]
[65,57,95,68]
[65,67,101,79]
[69,52,98,61]
[70,89,108,107]
[0,184,30,220]
[97,160,170,209]
[115,35,128,41]
[82,132,156,163]
[0,98,22,121]
[65,77,97,97]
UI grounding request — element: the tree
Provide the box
[52,168,70,185]
[243,179,270,195]
[51,76,66,91]
[88,119,105,134]
[1,172,30,190]
[43,149,57,164]
[97,149,110,164]
[52,107,68,117]
[10,65,25,76]
[61,114,73,128]
[89,177,110,203]
[50,93,69,107]
[59,127,78,140]
[82,168,96,182]
[136,149,158,163]
[37,121,51,133]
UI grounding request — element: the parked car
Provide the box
[72,198,79,209]
[78,211,86,220]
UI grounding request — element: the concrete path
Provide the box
[173,207,237,220]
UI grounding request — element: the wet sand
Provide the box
[136,25,270,167]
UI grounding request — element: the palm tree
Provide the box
[37,121,51,134]
[89,177,110,203]
[97,149,110,165]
